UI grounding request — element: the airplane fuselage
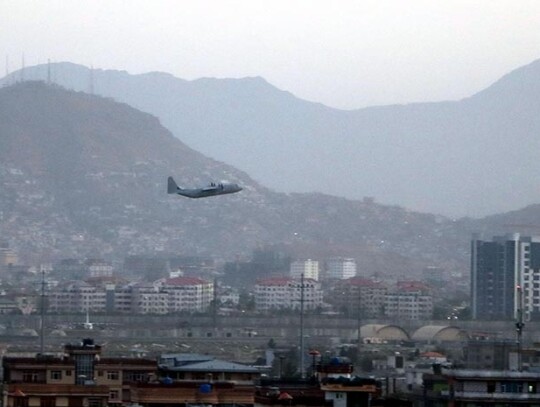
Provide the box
[168,177,242,198]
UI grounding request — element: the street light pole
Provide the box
[300,273,305,379]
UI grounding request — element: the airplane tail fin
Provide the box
[168,176,182,194]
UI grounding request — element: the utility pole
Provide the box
[39,268,46,354]
[299,273,305,378]
[516,284,525,372]
[212,277,218,328]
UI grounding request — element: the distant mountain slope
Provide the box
[0,82,470,277]
[3,60,540,216]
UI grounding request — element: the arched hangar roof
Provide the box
[360,324,409,341]
[412,325,467,342]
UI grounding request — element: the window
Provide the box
[14,398,28,407]
[40,397,56,407]
[124,372,147,382]
[22,371,39,383]
[501,381,523,393]
[65,370,72,376]
[87,398,104,407]
[106,371,119,380]
[109,390,119,400]
[50,371,62,380]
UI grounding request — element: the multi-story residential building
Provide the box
[325,257,357,280]
[132,284,168,314]
[48,281,106,313]
[290,259,319,281]
[85,259,114,278]
[471,233,540,321]
[384,282,433,321]
[2,340,258,407]
[0,245,17,270]
[329,278,387,318]
[416,369,540,406]
[158,276,214,313]
[254,277,323,311]
[2,339,156,407]
[105,284,132,313]
[48,277,214,315]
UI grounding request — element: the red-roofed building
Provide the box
[254,277,322,311]
[397,280,431,293]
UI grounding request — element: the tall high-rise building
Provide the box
[326,257,357,280]
[290,259,319,281]
[471,234,540,321]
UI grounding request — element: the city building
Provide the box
[47,281,106,313]
[131,284,168,314]
[254,277,323,311]
[471,233,540,321]
[158,276,214,313]
[0,245,17,270]
[325,257,357,280]
[329,278,387,318]
[2,340,260,407]
[290,259,319,281]
[255,357,381,407]
[2,338,156,407]
[384,283,433,321]
[85,259,114,278]
[417,369,540,406]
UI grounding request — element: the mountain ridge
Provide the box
[6,59,540,216]
[0,81,472,279]
[3,80,540,282]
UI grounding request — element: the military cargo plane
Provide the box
[168,176,242,198]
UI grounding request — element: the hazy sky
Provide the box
[2,0,540,109]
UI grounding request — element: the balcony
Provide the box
[453,391,540,401]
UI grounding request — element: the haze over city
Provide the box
[2,0,540,109]
[3,2,540,405]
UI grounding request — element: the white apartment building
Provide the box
[48,282,106,313]
[85,260,114,278]
[254,277,323,311]
[159,277,214,313]
[48,277,214,314]
[132,284,168,314]
[384,289,433,321]
[290,259,319,281]
[326,257,357,280]
[330,278,387,318]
